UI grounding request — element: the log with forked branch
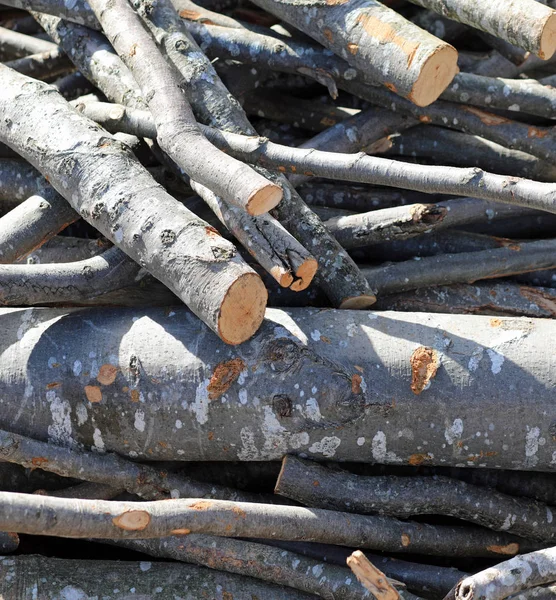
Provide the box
[75,101,556,215]
[86,0,281,216]
[1,305,556,471]
[0,65,268,344]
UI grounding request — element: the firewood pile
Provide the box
[1,0,556,597]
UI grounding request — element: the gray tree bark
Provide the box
[249,0,458,106]
[0,66,268,345]
[0,492,537,556]
[0,554,317,599]
[406,0,556,58]
[1,305,556,470]
[87,0,282,216]
[452,546,556,600]
[276,456,556,542]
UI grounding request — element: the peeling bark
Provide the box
[0,492,537,556]
[1,305,556,470]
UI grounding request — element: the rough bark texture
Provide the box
[0,533,18,554]
[0,554,317,599]
[4,47,73,80]
[276,456,556,542]
[87,0,282,216]
[0,66,267,344]
[264,539,466,598]
[374,282,556,319]
[384,126,556,183]
[0,193,79,264]
[0,493,536,556]
[362,239,556,295]
[453,546,556,600]
[1,306,556,471]
[0,429,264,503]
[250,0,458,106]
[99,1,376,308]
[112,536,384,600]
[289,107,415,188]
[344,82,556,166]
[0,247,142,305]
[406,0,556,58]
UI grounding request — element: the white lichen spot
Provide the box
[139,562,152,572]
[239,388,248,405]
[59,586,88,600]
[508,104,520,111]
[92,428,105,452]
[310,329,321,341]
[238,426,259,460]
[445,418,464,446]
[72,360,82,376]
[357,437,365,446]
[175,419,182,429]
[134,409,146,432]
[309,436,341,458]
[468,347,484,372]
[46,390,73,447]
[525,426,541,467]
[305,398,322,422]
[312,564,324,577]
[487,349,504,374]
[192,379,210,424]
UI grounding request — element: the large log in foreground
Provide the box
[1,306,555,470]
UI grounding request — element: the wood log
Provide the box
[0,429,265,503]
[110,536,402,600]
[263,539,466,598]
[0,533,18,554]
[451,546,556,600]
[4,47,73,80]
[0,554,317,599]
[73,100,556,215]
[0,247,142,305]
[362,239,556,296]
[133,0,375,309]
[86,0,282,216]
[0,23,55,58]
[1,305,556,471]
[374,282,556,319]
[406,0,556,58]
[0,492,538,556]
[249,0,458,106]
[275,456,556,543]
[0,66,268,345]
[383,126,556,182]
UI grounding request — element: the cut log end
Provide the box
[539,12,556,59]
[290,257,318,292]
[270,266,295,288]
[218,272,268,345]
[408,45,459,107]
[246,182,283,216]
[338,294,377,309]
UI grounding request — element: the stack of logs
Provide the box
[0,0,556,597]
